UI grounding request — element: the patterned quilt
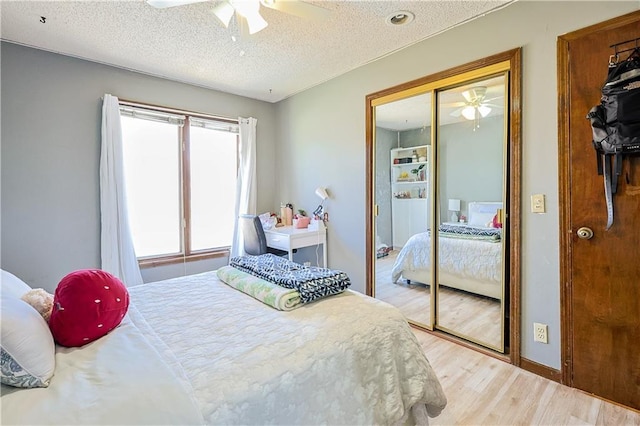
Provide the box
[229,254,351,303]
[438,223,502,241]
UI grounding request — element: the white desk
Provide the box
[264,222,327,268]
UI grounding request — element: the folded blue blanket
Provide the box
[229,254,351,304]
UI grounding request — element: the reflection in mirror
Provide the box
[367,48,520,356]
[374,93,432,327]
[435,75,506,351]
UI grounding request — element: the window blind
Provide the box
[119,106,185,126]
[190,117,239,134]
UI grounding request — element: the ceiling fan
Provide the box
[449,86,503,121]
[147,0,330,36]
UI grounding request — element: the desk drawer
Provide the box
[291,232,324,249]
[265,233,289,251]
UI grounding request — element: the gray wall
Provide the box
[439,115,504,222]
[1,42,278,291]
[275,1,639,370]
[374,127,395,248]
[401,127,431,148]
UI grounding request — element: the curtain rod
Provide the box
[100,96,237,124]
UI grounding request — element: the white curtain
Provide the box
[230,117,258,258]
[100,94,143,286]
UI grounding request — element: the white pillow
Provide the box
[2,269,32,299]
[1,297,55,388]
[468,202,503,227]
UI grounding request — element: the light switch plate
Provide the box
[531,194,545,213]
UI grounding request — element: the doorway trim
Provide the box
[557,9,640,388]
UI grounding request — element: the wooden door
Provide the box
[559,11,640,410]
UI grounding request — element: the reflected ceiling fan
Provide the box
[448,86,503,122]
[147,0,330,35]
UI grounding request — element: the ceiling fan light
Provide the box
[462,86,487,103]
[478,105,491,117]
[212,2,235,27]
[461,106,476,121]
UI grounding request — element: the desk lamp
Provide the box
[313,187,329,217]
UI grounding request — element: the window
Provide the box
[119,103,238,264]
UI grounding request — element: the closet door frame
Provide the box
[365,48,522,364]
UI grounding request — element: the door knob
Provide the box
[576,227,594,240]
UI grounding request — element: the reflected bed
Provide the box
[391,202,503,300]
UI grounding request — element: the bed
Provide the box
[1,269,447,425]
[391,202,503,300]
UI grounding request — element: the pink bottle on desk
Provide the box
[285,204,293,226]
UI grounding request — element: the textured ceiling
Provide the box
[0,0,514,103]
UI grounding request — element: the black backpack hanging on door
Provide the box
[587,45,640,230]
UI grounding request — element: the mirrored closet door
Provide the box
[366,50,521,355]
[435,75,507,351]
[373,93,433,328]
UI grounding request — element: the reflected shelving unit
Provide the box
[390,145,430,249]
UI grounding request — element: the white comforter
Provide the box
[2,271,446,425]
[1,307,204,425]
[129,271,446,424]
[392,232,502,284]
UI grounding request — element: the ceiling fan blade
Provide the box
[482,103,504,108]
[442,101,467,108]
[261,0,329,20]
[244,11,268,34]
[483,96,503,103]
[147,0,208,8]
[449,108,463,118]
[212,2,235,27]
[231,1,269,35]
[235,14,250,38]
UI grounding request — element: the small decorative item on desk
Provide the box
[294,210,311,229]
[285,203,293,226]
[259,212,277,230]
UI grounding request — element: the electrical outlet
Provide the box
[533,322,548,344]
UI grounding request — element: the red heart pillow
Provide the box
[49,269,129,347]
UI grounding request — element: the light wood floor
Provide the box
[375,251,502,349]
[413,328,640,425]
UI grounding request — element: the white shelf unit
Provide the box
[391,145,430,249]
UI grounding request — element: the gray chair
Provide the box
[239,214,288,257]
